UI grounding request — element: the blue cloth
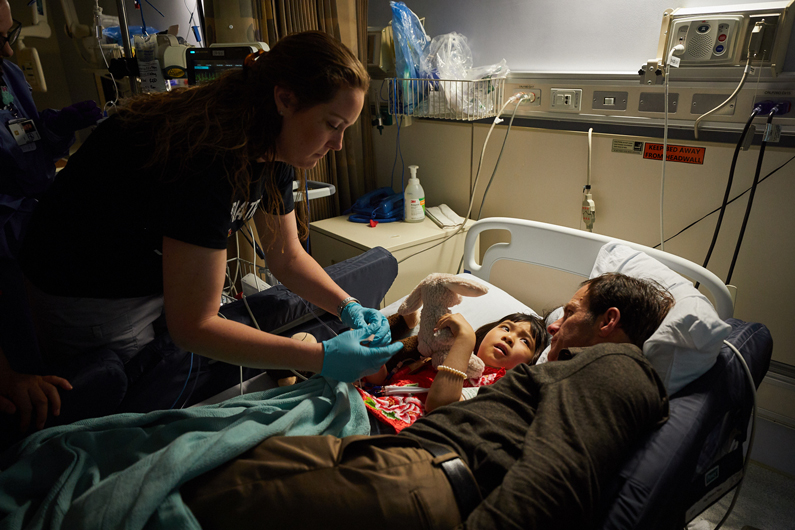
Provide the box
[1,61,73,258]
[0,375,370,530]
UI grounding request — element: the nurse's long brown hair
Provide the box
[116,30,368,235]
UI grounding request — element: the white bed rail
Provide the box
[463,218,734,320]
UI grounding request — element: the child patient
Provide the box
[358,312,548,432]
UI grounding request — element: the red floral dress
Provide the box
[356,360,505,433]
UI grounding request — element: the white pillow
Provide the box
[381,273,538,334]
[591,242,732,395]
[535,306,563,365]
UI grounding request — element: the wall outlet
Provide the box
[551,88,582,111]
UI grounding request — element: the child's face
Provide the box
[476,320,537,370]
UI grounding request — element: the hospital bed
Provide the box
[373,217,771,530]
[0,218,771,529]
[200,215,772,528]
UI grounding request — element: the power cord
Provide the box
[395,93,532,268]
[711,339,758,530]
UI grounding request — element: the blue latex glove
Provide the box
[340,302,392,346]
[44,100,102,136]
[320,326,404,382]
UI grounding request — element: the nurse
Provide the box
[0,0,99,433]
[12,30,399,430]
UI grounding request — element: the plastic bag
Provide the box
[424,32,509,117]
[422,32,472,81]
[389,1,430,114]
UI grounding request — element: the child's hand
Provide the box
[435,313,475,340]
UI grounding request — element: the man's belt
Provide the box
[421,441,482,521]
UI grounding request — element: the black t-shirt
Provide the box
[19,115,294,298]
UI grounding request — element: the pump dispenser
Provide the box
[403,165,425,222]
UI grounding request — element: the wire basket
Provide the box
[387,77,505,121]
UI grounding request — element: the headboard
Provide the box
[463,218,734,320]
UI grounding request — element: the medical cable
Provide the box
[475,97,525,220]
[95,34,119,112]
[712,339,758,530]
[581,128,596,232]
[660,44,684,250]
[696,106,762,289]
[725,106,778,285]
[396,93,532,268]
[169,352,194,409]
[390,115,405,191]
[693,23,761,140]
[654,153,794,249]
[180,355,201,408]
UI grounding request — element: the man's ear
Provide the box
[273,86,294,114]
[596,307,621,338]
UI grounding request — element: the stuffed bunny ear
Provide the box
[398,283,424,314]
[443,276,489,298]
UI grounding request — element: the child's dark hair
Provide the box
[473,313,549,366]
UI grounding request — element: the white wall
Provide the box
[369,0,795,72]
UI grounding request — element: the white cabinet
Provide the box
[310,216,476,306]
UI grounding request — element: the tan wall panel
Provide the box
[371,118,795,417]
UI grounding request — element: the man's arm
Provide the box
[461,350,667,529]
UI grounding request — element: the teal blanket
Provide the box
[0,376,369,530]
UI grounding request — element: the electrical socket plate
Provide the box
[550,88,582,111]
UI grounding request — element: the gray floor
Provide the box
[688,460,795,530]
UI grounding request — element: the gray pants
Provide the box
[25,279,163,364]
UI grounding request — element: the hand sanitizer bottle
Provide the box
[404,165,425,222]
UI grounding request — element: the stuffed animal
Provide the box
[396,273,489,379]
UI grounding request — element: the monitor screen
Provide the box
[186,47,253,85]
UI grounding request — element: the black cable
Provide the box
[726,107,777,285]
[654,153,795,249]
[700,107,761,273]
[476,99,523,220]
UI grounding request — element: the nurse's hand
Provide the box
[340,302,392,346]
[44,100,103,136]
[320,326,404,382]
[0,371,72,432]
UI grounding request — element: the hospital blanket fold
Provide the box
[0,376,369,530]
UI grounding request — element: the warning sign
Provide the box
[643,143,705,164]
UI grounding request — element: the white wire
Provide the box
[661,62,671,251]
[95,35,119,112]
[587,128,592,188]
[711,339,758,530]
[396,94,530,267]
[693,29,756,140]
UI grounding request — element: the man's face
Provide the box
[546,285,601,361]
[0,1,13,60]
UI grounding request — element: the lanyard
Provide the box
[1,77,21,118]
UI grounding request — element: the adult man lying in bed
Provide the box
[181,272,673,530]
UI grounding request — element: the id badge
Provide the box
[7,118,41,149]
